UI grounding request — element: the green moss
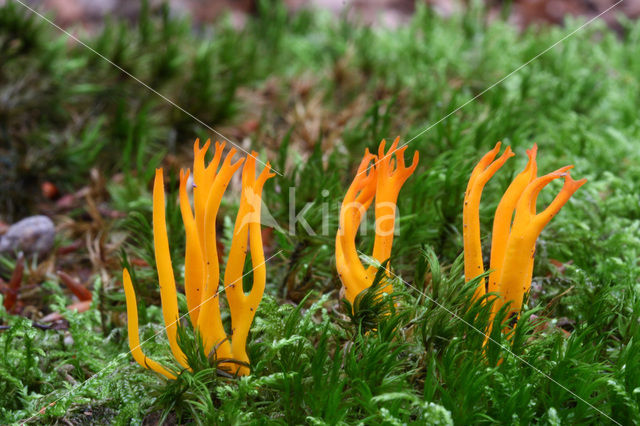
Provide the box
[1,0,639,423]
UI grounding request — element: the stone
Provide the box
[0,215,56,257]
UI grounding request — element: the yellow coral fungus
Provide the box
[463,142,586,323]
[122,139,274,378]
[336,138,418,305]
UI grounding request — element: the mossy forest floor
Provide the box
[1,1,640,424]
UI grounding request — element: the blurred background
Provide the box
[11,0,640,29]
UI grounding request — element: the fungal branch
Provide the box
[463,142,514,301]
[223,153,274,376]
[336,149,378,304]
[463,142,586,324]
[122,139,274,379]
[336,138,419,305]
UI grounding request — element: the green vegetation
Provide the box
[1,1,639,423]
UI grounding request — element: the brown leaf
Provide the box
[3,253,24,313]
[57,270,93,302]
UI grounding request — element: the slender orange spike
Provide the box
[496,171,586,317]
[152,169,190,370]
[179,169,205,327]
[225,153,275,375]
[193,140,224,257]
[347,150,378,236]
[463,143,514,299]
[224,153,258,303]
[122,268,177,380]
[371,137,419,273]
[336,151,378,304]
[198,150,244,356]
[246,162,276,313]
[487,145,538,294]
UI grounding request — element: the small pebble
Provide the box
[63,332,74,347]
[0,215,56,257]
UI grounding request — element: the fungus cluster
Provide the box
[463,142,586,322]
[335,138,419,305]
[122,140,273,379]
[120,136,586,380]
